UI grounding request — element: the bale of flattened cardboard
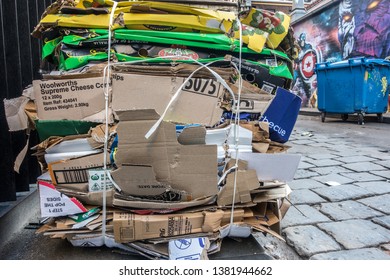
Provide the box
[22,1,303,260]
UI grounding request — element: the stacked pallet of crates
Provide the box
[17,0,300,259]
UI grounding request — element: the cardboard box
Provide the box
[33,76,109,122]
[112,73,224,126]
[114,110,218,200]
[113,210,224,242]
[48,152,110,192]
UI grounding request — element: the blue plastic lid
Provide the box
[316,57,390,71]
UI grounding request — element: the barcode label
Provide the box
[54,169,90,184]
[266,59,278,67]
[261,84,274,94]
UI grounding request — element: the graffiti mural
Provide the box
[292,0,390,107]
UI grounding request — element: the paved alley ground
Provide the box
[255,114,390,260]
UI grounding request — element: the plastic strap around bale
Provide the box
[100,17,247,243]
[144,57,236,139]
[227,17,243,237]
[102,0,118,244]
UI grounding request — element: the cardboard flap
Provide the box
[202,210,224,232]
[115,109,218,199]
[177,126,206,145]
[217,169,259,206]
[116,109,161,121]
[111,164,168,195]
[3,95,29,131]
[111,164,192,202]
[253,184,292,203]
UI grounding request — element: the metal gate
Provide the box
[0,0,54,202]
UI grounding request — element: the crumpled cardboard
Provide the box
[3,96,30,132]
[114,109,218,200]
[112,192,216,210]
[217,169,260,206]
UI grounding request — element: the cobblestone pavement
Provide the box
[255,121,390,260]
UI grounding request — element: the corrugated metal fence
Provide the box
[0,0,53,201]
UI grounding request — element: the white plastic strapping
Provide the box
[100,12,248,241]
[102,0,118,243]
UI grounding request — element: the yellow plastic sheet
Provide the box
[122,13,233,33]
[75,0,236,20]
[40,13,233,34]
[40,14,116,29]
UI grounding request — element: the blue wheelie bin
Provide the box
[315,57,390,124]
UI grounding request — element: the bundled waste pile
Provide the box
[4,0,302,259]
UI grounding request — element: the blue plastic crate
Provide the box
[315,57,390,124]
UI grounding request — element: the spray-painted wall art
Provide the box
[292,0,390,107]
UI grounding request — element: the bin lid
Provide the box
[315,57,390,71]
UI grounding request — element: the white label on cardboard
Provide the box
[88,170,114,192]
[168,237,208,260]
[33,77,107,121]
[38,181,87,217]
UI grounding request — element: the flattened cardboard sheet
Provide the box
[112,73,224,126]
